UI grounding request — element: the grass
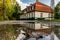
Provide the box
[38,19,60,22]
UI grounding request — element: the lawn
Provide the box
[38,19,60,22]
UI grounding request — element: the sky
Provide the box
[16,0,60,10]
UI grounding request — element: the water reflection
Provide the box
[54,26,60,39]
[0,24,21,40]
[0,22,60,40]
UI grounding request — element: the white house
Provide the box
[20,0,53,20]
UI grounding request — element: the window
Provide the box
[32,5,35,10]
[41,13,42,18]
[32,6,34,10]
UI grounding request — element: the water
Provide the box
[0,22,60,40]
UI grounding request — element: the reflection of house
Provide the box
[25,22,49,30]
[22,22,53,40]
[20,0,53,20]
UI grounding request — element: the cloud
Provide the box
[40,0,60,6]
[55,0,60,5]
[16,0,60,10]
[16,0,29,10]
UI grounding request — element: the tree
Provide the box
[0,0,16,20]
[5,0,21,20]
[5,0,16,20]
[54,2,60,19]
[12,2,21,20]
[0,0,5,21]
[0,0,21,20]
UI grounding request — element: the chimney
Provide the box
[36,0,39,2]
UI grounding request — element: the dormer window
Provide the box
[32,5,35,10]
[32,6,34,10]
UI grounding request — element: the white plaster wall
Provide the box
[42,26,49,29]
[24,23,35,29]
[20,12,35,19]
[42,13,49,18]
[29,12,35,18]
[32,12,35,18]
[35,23,41,29]
[25,23,29,27]
[29,23,35,29]
[35,12,51,18]
[25,14,27,18]
[23,23,50,30]
[35,23,49,29]
[20,11,51,19]
[29,13,32,18]
[35,12,41,18]
[21,12,35,18]
[40,24,49,29]
[27,13,29,18]
[25,14,28,18]
[23,14,26,18]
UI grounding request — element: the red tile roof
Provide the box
[35,28,52,34]
[35,2,52,13]
[28,28,52,34]
[21,2,52,13]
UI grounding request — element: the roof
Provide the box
[35,2,52,13]
[21,2,52,13]
[35,28,52,34]
[27,28,52,34]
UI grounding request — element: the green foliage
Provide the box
[0,0,21,20]
[20,18,45,20]
[0,25,19,40]
[0,0,5,20]
[12,2,21,20]
[5,0,16,20]
[20,17,35,20]
[54,2,60,19]
[37,18,45,20]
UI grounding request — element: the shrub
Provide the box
[20,17,35,20]
[37,18,45,20]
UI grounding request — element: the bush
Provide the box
[27,18,35,20]
[20,18,35,20]
[20,18,45,20]
[37,18,45,20]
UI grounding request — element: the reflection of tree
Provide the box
[0,24,21,40]
[54,26,60,39]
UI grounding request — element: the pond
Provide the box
[0,22,60,40]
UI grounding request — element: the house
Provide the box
[20,0,53,20]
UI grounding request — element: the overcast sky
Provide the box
[16,0,60,10]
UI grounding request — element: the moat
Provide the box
[0,21,60,40]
